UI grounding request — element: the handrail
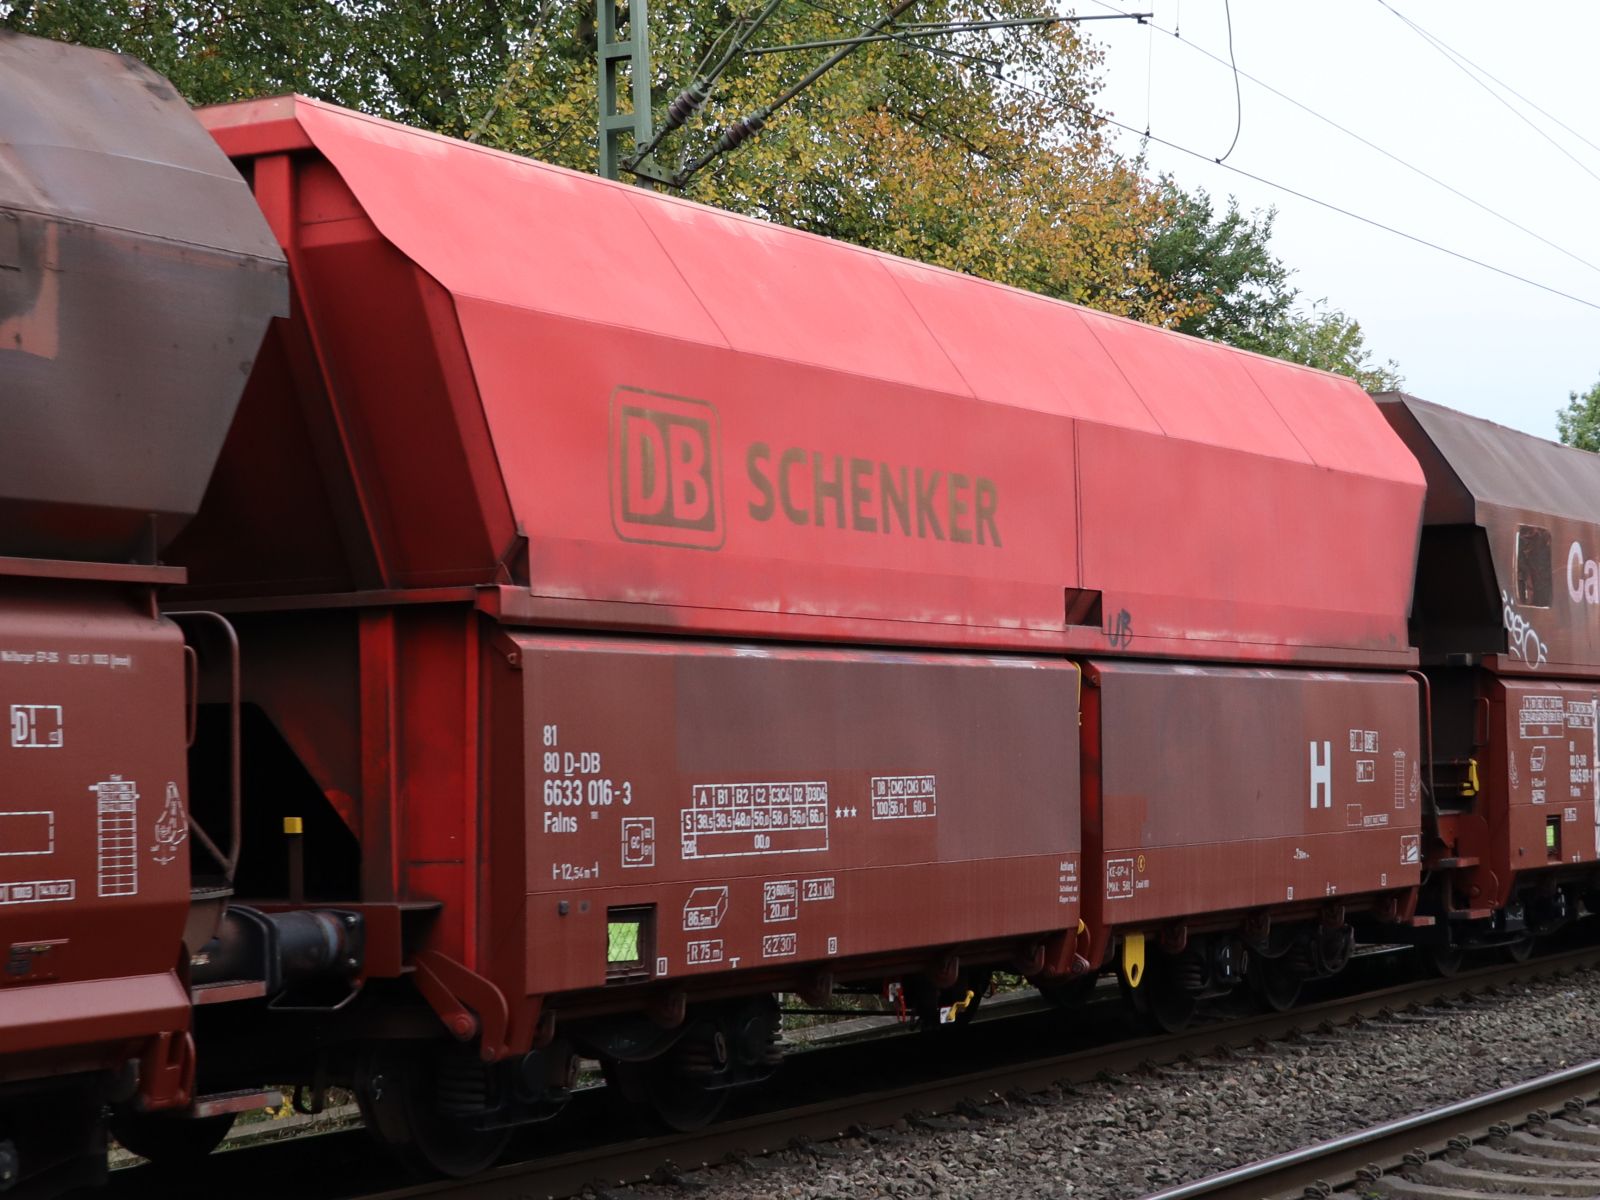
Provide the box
[166,610,242,882]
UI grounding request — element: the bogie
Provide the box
[595,999,782,1133]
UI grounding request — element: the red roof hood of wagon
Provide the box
[192,95,1425,663]
[201,95,1417,481]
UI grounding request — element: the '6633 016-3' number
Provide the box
[541,778,633,806]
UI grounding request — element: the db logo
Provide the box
[609,387,724,550]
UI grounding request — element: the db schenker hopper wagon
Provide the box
[163,94,1426,1160]
[0,33,1436,1190]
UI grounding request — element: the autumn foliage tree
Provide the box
[5,0,1399,382]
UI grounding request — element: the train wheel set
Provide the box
[1,30,1598,1197]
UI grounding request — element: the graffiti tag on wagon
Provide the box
[1503,590,1549,668]
[1106,609,1134,649]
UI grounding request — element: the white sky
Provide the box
[1079,0,1600,439]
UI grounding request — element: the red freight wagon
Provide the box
[124,95,1432,1168]
[0,37,284,1194]
[1381,395,1600,965]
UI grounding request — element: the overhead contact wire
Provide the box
[674,0,923,184]
[677,6,1149,180]
[1143,2,1153,137]
[1088,0,1600,277]
[1373,5,1600,159]
[1215,0,1240,163]
[690,0,1600,312]
[797,0,1002,69]
[1377,0,1600,191]
[626,0,790,170]
[1125,121,1600,313]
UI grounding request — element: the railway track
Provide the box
[194,944,1595,1200]
[1145,1057,1600,1200]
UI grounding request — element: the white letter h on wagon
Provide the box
[1309,740,1332,809]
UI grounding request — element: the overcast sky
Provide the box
[1079,0,1599,440]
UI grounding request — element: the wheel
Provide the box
[1503,935,1535,964]
[608,1057,728,1132]
[1248,956,1302,1013]
[110,1111,234,1164]
[604,1002,780,1133]
[1123,955,1196,1033]
[355,1048,512,1179]
[1419,944,1464,978]
[603,1016,734,1133]
[1141,975,1197,1033]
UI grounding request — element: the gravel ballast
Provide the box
[596,965,1600,1200]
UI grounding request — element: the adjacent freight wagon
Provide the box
[0,30,1593,1197]
[1381,395,1600,965]
[0,32,285,1194]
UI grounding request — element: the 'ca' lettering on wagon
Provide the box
[1569,540,1600,604]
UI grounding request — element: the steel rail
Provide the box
[349,946,1600,1200]
[1141,1057,1600,1200]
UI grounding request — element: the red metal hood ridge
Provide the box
[195,95,1424,663]
[201,95,1411,462]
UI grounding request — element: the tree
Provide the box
[1146,183,1292,347]
[5,3,1399,369]
[1558,376,1600,452]
[1146,184,1402,391]
[0,1,547,127]
[1255,301,1403,393]
[3,0,1197,324]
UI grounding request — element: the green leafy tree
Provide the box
[1558,376,1600,452]
[0,1,547,127]
[1147,184,1402,390]
[5,2,1399,366]
[1256,300,1403,393]
[1146,183,1292,346]
[3,0,1198,323]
